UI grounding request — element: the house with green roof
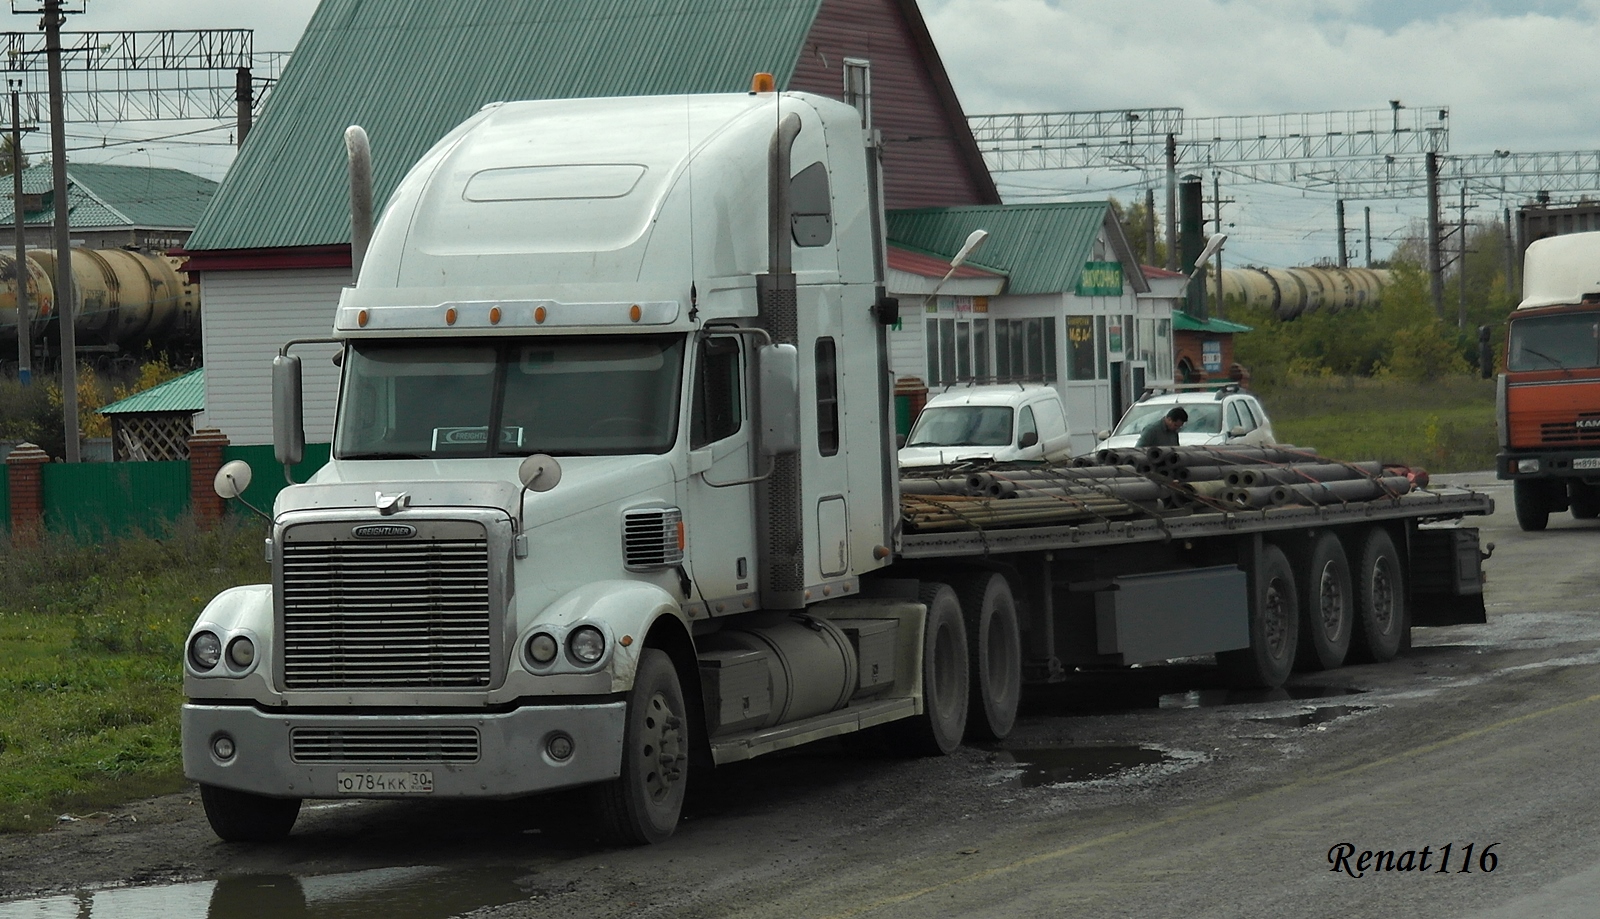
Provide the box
[886,202,1168,453]
[0,163,218,252]
[96,368,207,461]
[181,0,1000,446]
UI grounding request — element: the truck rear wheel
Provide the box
[1514,479,1551,531]
[1348,528,1406,663]
[593,648,688,845]
[1295,532,1353,671]
[957,572,1022,742]
[1218,543,1298,689]
[199,784,301,842]
[884,583,970,755]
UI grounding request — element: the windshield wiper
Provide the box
[339,452,427,460]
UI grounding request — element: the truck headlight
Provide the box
[189,631,222,671]
[227,636,256,668]
[526,632,559,666]
[1518,458,1540,473]
[567,625,606,665]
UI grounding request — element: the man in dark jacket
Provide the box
[1136,407,1188,447]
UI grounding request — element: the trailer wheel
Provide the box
[957,572,1022,742]
[884,583,970,755]
[1514,479,1551,531]
[1218,543,1298,689]
[200,784,301,842]
[1570,483,1600,520]
[1348,528,1406,664]
[1295,532,1353,671]
[593,648,688,845]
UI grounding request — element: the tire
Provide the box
[1218,543,1299,689]
[1294,532,1353,671]
[199,784,301,842]
[1514,479,1550,531]
[884,583,970,755]
[1571,483,1600,520]
[592,648,689,845]
[956,572,1022,742]
[1348,528,1407,664]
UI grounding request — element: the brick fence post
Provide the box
[6,442,50,546]
[188,428,231,530]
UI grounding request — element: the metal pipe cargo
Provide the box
[1279,475,1412,506]
[1225,461,1384,488]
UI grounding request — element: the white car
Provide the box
[1095,386,1276,452]
[899,385,1073,468]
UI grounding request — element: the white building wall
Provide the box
[201,268,347,446]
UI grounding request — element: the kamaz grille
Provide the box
[290,727,480,763]
[280,538,492,689]
[1539,421,1600,446]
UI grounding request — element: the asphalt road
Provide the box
[3,472,1599,919]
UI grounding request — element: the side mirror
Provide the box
[272,354,306,467]
[757,343,800,456]
[1228,425,1248,438]
[517,453,563,493]
[895,433,907,449]
[1018,431,1039,449]
[1095,429,1111,442]
[213,459,254,500]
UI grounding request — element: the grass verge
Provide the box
[1257,374,1497,474]
[0,518,267,833]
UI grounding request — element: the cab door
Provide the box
[684,334,758,605]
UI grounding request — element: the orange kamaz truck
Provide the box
[1499,231,1600,530]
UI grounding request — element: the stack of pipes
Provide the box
[900,446,1423,532]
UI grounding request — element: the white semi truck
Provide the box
[182,84,1493,845]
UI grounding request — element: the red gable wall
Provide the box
[789,0,999,209]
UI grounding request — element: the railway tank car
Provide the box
[0,247,200,361]
[1215,265,1390,319]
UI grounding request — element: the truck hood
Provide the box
[284,456,678,523]
[898,445,1009,468]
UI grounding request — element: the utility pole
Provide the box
[1164,134,1177,270]
[1426,151,1443,320]
[1336,198,1348,267]
[234,65,252,147]
[1212,170,1224,317]
[42,0,83,461]
[1364,206,1372,268]
[1458,183,1470,330]
[1144,186,1157,266]
[10,79,35,385]
[1504,205,1516,303]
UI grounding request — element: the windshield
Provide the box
[907,406,1015,447]
[335,335,686,459]
[1114,403,1224,436]
[1508,312,1600,371]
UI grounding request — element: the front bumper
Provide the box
[182,701,625,799]
[1497,449,1600,480]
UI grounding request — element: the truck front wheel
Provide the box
[1514,479,1551,531]
[593,648,688,845]
[199,783,301,842]
[1218,543,1298,689]
[884,583,970,755]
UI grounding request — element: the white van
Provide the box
[899,385,1073,468]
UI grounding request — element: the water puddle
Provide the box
[1158,685,1366,709]
[1248,704,1371,729]
[998,745,1174,787]
[0,866,529,919]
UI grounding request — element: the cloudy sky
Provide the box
[24,0,1600,266]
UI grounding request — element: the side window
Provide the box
[1226,400,1250,432]
[790,162,832,247]
[816,337,840,456]
[691,336,742,449]
[1018,406,1038,445]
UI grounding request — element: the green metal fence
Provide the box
[221,443,331,517]
[42,460,191,539]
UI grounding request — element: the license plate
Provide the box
[1575,457,1600,470]
[336,771,434,794]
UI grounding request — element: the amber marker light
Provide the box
[620,635,634,647]
[445,307,458,325]
[534,306,547,324]
[357,309,369,327]
[676,519,686,550]
[750,72,776,93]
[490,306,502,324]
[629,304,642,323]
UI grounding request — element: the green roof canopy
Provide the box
[187,0,826,253]
[98,369,206,415]
[887,202,1147,296]
[0,163,217,230]
[1172,310,1253,334]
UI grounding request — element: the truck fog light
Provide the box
[227,636,256,668]
[1518,458,1540,473]
[567,625,605,665]
[189,631,222,671]
[526,632,558,666]
[546,732,575,761]
[212,734,236,761]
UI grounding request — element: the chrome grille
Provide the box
[280,536,492,689]
[291,727,480,763]
[623,507,683,569]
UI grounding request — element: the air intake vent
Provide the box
[623,507,684,570]
[291,727,479,763]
